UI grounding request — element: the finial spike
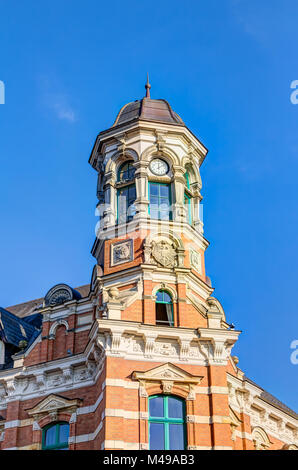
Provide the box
[145,73,151,98]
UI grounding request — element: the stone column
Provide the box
[172,165,187,223]
[192,182,203,233]
[134,160,149,219]
[102,170,116,228]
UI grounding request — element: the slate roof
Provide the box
[244,376,298,420]
[0,307,40,348]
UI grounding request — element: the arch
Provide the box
[181,157,202,189]
[252,427,270,450]
[141,145,180,167]
[105,148,139,175]
[152,284,177,303]
[282,444,298,450]
[49,319,69,340]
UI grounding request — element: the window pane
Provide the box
[169,424,184,450]
[168,397,184,419]
[160,211,170,220]
[149,422,165,450]
[163,292,172,303]
[150,210,159,220]
[159,200,170,209]
[149,396,164,417]
[128,185,136,199]
[150,184,159,196]
[45,426,56,446]
[156,291,163,302]
[159,185,169,198]
[150,198,159,210]
[59,424,69,444]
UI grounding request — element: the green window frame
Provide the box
[149,182,172,221]
[42,422,69,450]
[117,184,136,224]
[148,395,186,450]
[184,171,190,189]
[155,290,173,326]
[184,192,192,225]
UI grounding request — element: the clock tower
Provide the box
[88,79,241,450]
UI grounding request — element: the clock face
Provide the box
[150,158,169,176]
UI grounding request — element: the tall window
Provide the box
[149,183,172,220]
[117,161,136,224]
[42,422,69,450]
[149,395,186,450]
[117,185,136,224]
[156,290,173,326]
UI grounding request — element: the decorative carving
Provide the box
[111,239,133,266]
[133,363,203,402]
[44,284,79,307]
[144,336,156,358]
[179,340,190,360]
[162,380,173,394]
[151,240,177,268]
[154,342,177,356]
[187,385,196,401]
[139,381,148,398]
[27,394,81,420]
[186,415,195,423]
[190,248,201,273]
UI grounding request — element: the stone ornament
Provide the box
[151,240,177,268]
[190,248,201,273]
[111,239,133,266]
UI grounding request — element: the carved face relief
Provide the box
[152,240,176,268]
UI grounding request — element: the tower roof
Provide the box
[113,75,184,128]
[113,98,184,128]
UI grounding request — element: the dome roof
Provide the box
[113,98,184,127]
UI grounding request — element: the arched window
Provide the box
[148,395,186,450]
[42,422,69,450]
[117,161,135,182]
[155,290,173,326]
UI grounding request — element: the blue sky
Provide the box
[0,0,297,410]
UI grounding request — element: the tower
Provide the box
[88,79,241,450]
[0,80,296,451]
